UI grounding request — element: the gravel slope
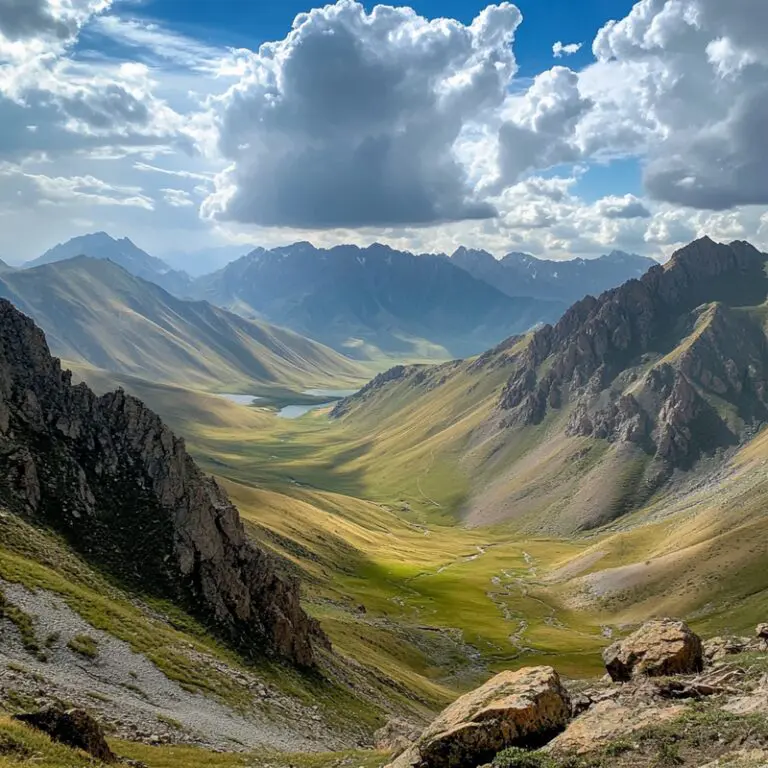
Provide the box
[0,580,342,753]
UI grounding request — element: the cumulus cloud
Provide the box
[3,0,768,261]
[597,194,652,219]
[495,66,592,185]
[588,0,768,210]
[0,0,110,56]
[203,1,523,229]
[553,41,582,58]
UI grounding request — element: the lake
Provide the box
[218,394,265,406]
[217,389,357,419]
[278,389,359,420]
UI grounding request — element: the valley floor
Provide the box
[3,368,768,766]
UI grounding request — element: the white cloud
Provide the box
[553,41,582,58]
[1,0,768,264]
[596,194,651,219]
[161,187,194,207]
[587,0,768,210]
[0,0,111,60]
[1,166,155,209]
[203,1,522,229]
[90,15,249,76]
[495,66,592,186]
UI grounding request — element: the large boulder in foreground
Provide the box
[388,666,570,768]
[603,619,703,682]
[14,708,116,763]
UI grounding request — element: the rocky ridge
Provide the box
[498,238,768,471]
[0,299,326,667]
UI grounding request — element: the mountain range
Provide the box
[450,246,657,303]
[333,237,768,532]
[25,233,659,362]
[191,242,568,360]
[0,256,364,392]
[2,236,768,768]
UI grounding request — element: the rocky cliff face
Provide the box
[498,238,768,470]
[0,300,326,667]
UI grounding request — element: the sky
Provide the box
[0,0,766,268]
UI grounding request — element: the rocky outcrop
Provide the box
[388,667,571,768]
[603,619,703,682]
[14,708,116,763]
[331,365,411,417]
[0,300,326,667]
[544,699,687,756]
[703,636,751,664]
[501,238,767,472]
[382,623,768,768]
[375,717,423,758]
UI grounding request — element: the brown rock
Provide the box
[603,619,703,682]
[545,700,686,756]
[703,636,749,664]
[387,666,570,768]
[375,717,422,757]
[14,708,116,763]
[756,623,768,640]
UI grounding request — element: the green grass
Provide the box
[8,256,369,395]
[0,588,45,661]
[0,515,255,708]
[66,634,99,660]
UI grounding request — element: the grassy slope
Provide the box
[0,258,367,393]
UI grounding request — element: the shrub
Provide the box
[493,746,551,768]
[67,634,99,659]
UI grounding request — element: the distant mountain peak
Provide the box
[26,232,192,296]
[191,241,564,360]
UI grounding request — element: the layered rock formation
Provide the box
[0,300,325,667]
[499,238,768,469]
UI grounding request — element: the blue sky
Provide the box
[138,0,638,76]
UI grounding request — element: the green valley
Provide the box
[4,237,768,768]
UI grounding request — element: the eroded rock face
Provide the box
[14,708,116,763]
[388,666,571,768]
[0,300,326,667]
[499,238,768,471]
[603,620,703,682]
